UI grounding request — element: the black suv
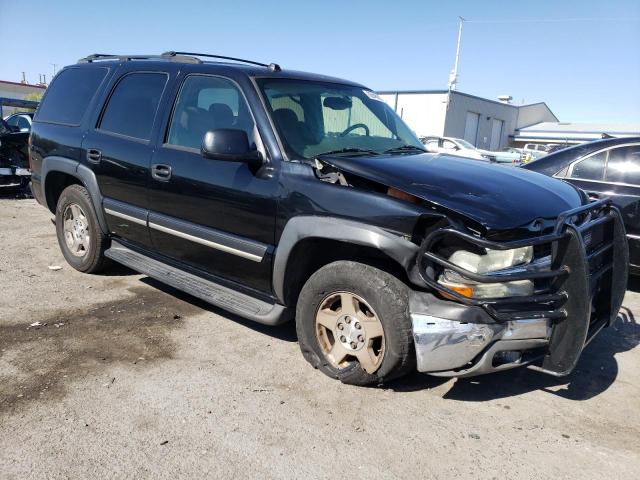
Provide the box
[29,52,628,385]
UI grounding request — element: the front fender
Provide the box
[272,216,420,303]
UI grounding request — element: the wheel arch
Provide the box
[41,156,108,234]
[273,216,420,307]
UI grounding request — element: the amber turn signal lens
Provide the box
[448,285,474,297]
[387,187,419,204]
[439,281,474,299]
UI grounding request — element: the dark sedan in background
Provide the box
[524,136,640,273]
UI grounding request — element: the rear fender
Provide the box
[41,156,108,234]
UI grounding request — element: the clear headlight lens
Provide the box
[438,246,534,299]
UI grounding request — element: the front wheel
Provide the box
[296,261,415,386]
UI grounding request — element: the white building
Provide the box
[377,89,557,150]
[513,122,640,146]
[0,80,46,116]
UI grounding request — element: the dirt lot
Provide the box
[1,196,639,479]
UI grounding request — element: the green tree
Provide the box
[17,91,44,112]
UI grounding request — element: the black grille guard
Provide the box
[417,197,628,322]
[417,197,629,375]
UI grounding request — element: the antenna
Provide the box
[448,16,465,92]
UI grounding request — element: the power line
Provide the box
[465,17,640,24]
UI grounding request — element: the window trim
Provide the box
[557,142,640,187]
[161,73,261,154]
[95,70,170,143]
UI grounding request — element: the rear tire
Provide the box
[55,184,110,273]
[296,261,415,386]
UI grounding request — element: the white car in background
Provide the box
[421,136,491,161]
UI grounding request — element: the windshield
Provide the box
[257,79,424,159]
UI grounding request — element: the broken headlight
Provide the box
[437,246,534,299]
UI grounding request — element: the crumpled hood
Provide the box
[322,152,584,232]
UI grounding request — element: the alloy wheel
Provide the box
[314,291,385,374]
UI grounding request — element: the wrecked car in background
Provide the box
[29,52,628,386]
[0,117,31,191]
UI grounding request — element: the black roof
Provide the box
[523,136,640,176]
[73,52,366,88]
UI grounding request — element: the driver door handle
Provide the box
[86,148,102,164]
[151,163,172,181]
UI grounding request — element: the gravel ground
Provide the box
[1,196,639,479]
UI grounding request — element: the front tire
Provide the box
[55,184,110,273]
[296,261,415,386]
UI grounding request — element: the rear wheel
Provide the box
[55,184,110,273]
[296,261,415,386]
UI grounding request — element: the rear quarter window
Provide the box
[35,67,108,126]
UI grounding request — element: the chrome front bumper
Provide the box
[411,313,551,377]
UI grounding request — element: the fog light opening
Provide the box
[492,350,523,367]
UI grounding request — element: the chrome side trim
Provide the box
[148,221,264,262]
[104,208,147,226]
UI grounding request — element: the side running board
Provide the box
[105,241,289,325]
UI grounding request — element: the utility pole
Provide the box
[448,16,465,92]
[51,63,58,77]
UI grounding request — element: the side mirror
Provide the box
[201,129,263,166]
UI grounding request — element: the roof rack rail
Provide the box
[77,53,201,64]
[161,51,281,71]
[77,52,280,71]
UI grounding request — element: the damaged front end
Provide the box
[411,198,628,377]
[311,156,628,377]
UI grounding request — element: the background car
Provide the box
[493,147,526,164]
[3,112,34,133]
[524,136,640,273]
[421,136,489,161]
[523,143,550,155]
[545,143,572,154]
[0,117,31,192]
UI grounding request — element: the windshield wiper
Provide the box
[383,145,427,154]
[316,147,381,157]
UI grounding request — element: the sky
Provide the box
[1,0,639,123]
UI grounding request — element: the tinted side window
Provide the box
[606,145,640,185]
[99,72,167,141]
[35,67,107,125]
[570,151,606,180]
[167,75,255,150]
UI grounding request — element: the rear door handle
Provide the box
[151,163,172,181]
[86,148,102,164]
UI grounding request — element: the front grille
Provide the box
[417,198,629,374]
